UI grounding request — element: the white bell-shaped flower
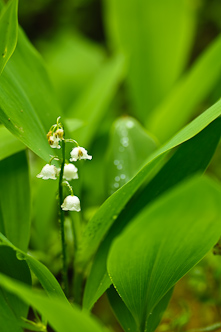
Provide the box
[36,164,58,180]
[48,134,61,149]
[63,163,78,181]
[70,147,92,162]
[61,195,81,212]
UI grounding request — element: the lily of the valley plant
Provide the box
[37,117,92,295]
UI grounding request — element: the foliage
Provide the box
[0,0,221,332]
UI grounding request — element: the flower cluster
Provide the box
[37,117,92,212]
[46,125,64,149]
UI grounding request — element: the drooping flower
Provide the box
[63,163,78,181]
[55,128,64,139]
[61,195,81,212]
[36,164,59,180]
[70,147,92,162]
[48,134,61,149]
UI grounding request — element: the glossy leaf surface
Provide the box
[83,117,221,311]
[0,0,18,75]
[107,176,221,331]
[0,125,25,160]
[0,246,31,332]
[106,116,157,196]
[77,98,221,268]
[0,27,62,161]
[107,285,173,332]
[0,274,109,332]
[0,233,68,303]
[0,151,30,251]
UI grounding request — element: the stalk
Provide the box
[71,213,84,305]
[58,137,68,296]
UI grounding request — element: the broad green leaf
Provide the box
[83,117,221,311]
[77,98,221,268]
[107,285,138,332]
[0,274,109,332]
[0,27,62,161]
[0,125,25,160]
[0,246,31,332]
[143,288,174,332]
[0,232,68,303]
[0,151,30,251]
[83,233,112,310]
[104,0,196,122]
[68,54,125,147]
[0,246,31,318]
[106,116,157,196]
[107,285,173,332]
[122,117,221,223]
[0,0,18,75]
[107,176,221,331]
[0,298,22,332]
[148,34,221,142]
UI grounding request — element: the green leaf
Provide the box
[0,298,22,332]
[107,285,173,332]
[83,234,112,310]
[0,0,18,75]
[82,117,221,311]
[104,0,196,122]
[0,232,68,303]
[148,34,221,142]
[0,245,31,332]
[68,54,125,147]
[0,125,25,160]
[106,116,157,196]
[77,98,221,268]
[144,288,174,332]
[0,28,62,161]
[0,246,31,317]
[0,274,109,332]
[0,151,30,251]
[107,285,138,332]
[107,176,221,331]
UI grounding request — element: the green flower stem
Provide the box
[63,180,73,195]
[71,212,84,305]
[59,138,68,296]
[64,138,79,146]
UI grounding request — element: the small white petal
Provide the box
[70,147,92,162]
[63,163,78,181]
[49,134,61,149]
[61,195,81,212]
[36,164,58,180]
